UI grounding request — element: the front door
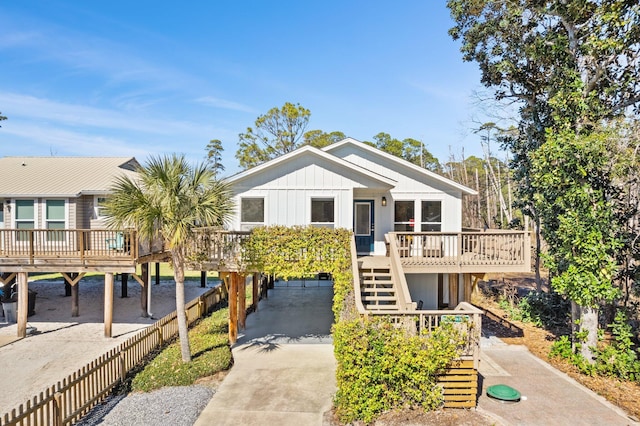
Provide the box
[354,200,374,254]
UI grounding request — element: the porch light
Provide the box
[381,196,387,207]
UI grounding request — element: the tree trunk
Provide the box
[172,249,192,362]
[534,215,542,292]
[572,301,598,363]
[579,305,599,363]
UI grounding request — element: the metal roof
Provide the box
[0,156,140,197]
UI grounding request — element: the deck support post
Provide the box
[140,263,149,318]
[252,273,259,312]
[448,273,459,307]
[437,274,444,309]
[463,273,472,303]
[228,272,238,344]
[104,272,114,338]
[121,273,128,298]
[16,272,28,338]
[71,274,79,317]
[238,274,246,330]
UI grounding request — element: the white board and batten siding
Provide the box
[326,140,467,235]
[230,153,392,231]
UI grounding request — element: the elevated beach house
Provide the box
[0,157,167,337]
[227,138,531,311]
[221,137,531,407]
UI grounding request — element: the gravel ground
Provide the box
[76,385,214,426]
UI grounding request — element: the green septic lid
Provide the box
[487,384,521,402]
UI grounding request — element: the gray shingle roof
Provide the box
[0,157,140,197]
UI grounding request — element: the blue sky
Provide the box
[0,1,494,177]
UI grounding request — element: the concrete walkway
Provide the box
[478,339,638,425]
[196,283,638,426]
[195,282,336,426]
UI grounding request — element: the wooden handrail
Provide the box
[387,233,416,310]
[350,235,367,313]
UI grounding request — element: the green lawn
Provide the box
[131,307,232,391]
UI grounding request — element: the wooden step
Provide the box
[362,295,397,301]
[366,305,401,310]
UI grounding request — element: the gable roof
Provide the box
[227,145,396,187]
[0,157,140,198]
[323,138,478,195]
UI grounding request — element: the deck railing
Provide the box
[187,229,252,271]
[366,302,483,368]
[0,286,228,426]
[391,230,531,271]
[0,229,139,262]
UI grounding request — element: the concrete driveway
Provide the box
[195,282,336,426]
[196,281,639,426]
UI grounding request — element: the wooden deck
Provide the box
[392,231,531,273]
[0,229,167,273]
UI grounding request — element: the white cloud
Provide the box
[0,92,212,136]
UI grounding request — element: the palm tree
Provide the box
[104,154,234,362]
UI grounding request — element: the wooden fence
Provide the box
[0,286,228,426]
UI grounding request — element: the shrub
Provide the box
[333,315,465,423]
[498,290,571,329]
[518,291,571,328]
[594,310,640,381]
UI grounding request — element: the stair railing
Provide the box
[387,234,416,310]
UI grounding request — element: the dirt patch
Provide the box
[194,369,229,389]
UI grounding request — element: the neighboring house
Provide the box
[227,138,530,311]
[0,156,140,232]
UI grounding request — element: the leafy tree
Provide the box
[104,154,234,362]
[402,137,441,172]
[448,0,640,360]
[531,127,624,359]
[303,130,346,148]
[236,102,311,169]
[205,139,225,177]
[368,132,441,172]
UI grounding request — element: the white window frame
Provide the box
[45,199,67,242]
[393,200,415,231]
[14,199,36,229]
[420,200,442,232]
[94,196,109,220]
[310,197,335,228]
[240,197,265,231]
[13,199,37,242]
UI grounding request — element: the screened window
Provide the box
[421,201,442,231]
[46,200,66,241]
[311,198,334,228]
[394,201,414,231]
[241,198,264,225]
[15,200,35,241]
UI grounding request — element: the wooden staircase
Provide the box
[359,257,400,311]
